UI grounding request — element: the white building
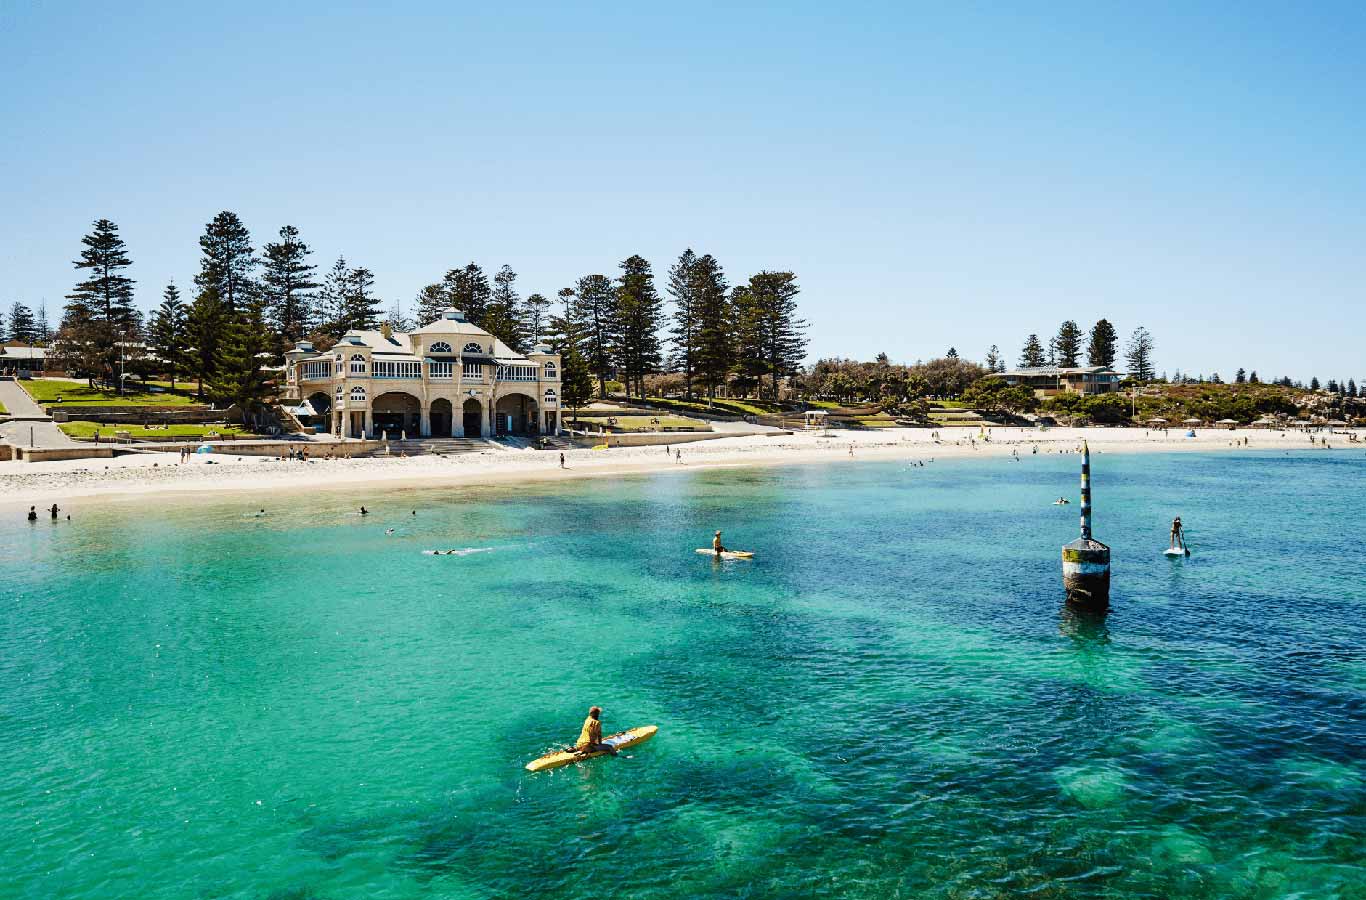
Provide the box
[282,309,562,438]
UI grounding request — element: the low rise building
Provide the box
[282,309,561,438]
[987,365,1124,397]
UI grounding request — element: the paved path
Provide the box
[0,381,75,448]
[0,380,49,418]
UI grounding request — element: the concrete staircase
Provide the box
[363,438,494,457]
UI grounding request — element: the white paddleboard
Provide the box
[695,548,754,560]
[1164,548,1190,557]
[423,548,494,556]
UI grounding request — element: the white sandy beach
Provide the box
[2,426,1354,512]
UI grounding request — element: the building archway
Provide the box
[430,398,453,438]
[495,392,540,435]
[462,398,484,437]
[373,391,421,437]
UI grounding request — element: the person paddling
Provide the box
[712,530,728,557]
[1169,516,1187,553]
[572,706,617,756]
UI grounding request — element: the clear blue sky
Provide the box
[3,1,1363,381]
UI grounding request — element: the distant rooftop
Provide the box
[991,365,1122,377]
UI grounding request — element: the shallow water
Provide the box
[2,450,1363,899]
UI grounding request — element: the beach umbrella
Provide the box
[1147,417,1168,423]
[1183,418,1201,424]
[1327,419,1348,426]
[1216,419,1239,425]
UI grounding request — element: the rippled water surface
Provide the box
[2,451,1364,899]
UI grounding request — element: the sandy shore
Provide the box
[0,426,1354,511]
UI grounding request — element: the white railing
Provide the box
[373,360,421,379]
[429,361,454,379]
[301,361,332,381]
[463,363,483,381]
[497,365,537,382]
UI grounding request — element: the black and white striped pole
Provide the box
[1062,442,1110,608]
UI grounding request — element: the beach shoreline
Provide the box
[0,426,1352,512]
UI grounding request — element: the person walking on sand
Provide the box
[559,452,565,469]
[675,449,682,464]
[571,706,617,756]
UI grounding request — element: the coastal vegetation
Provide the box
[15,218,1360,431]
[38,217,810,426]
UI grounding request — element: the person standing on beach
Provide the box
[559,452,565,469]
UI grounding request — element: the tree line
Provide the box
[0,301,51,345]
[46,216,809,419]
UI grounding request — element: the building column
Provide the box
[364,409,373,439]
[555,408,562,434]
[420,407,431,438]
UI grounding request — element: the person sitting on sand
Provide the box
[572,706,617,756]
[713,530,728,556]
[1170,516,1186,551]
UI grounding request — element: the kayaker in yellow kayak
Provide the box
[712,530,728,556]
[572,706,617,755]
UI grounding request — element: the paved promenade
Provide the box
[0,381,74,448]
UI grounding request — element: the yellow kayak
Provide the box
[525,725,658,772]
[695,548,754,559]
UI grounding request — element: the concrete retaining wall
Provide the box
[51,406,220,424]
[16,446,116,463]
[565,430,789,448]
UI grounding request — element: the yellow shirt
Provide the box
[576,715,602,749]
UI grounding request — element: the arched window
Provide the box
[543,361,557,378]
[335,384,343,399]
[349,386,367,402]
[543,388,557,401]
[350,354,367,374]
[429,341,453,354]
[462,342,484,354]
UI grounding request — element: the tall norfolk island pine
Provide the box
[195,211,257,315]
[573,273,620,399]
[690,254,732,400]
[59,218,139,387]
[260,225,319,348]
[615,255,664,399]
[667,250,700,399]
[149,282,189,389]
[1054,320,1082,367]
[1088,319,1118,367]
[745,270,807,401]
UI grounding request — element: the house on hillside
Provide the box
[986,365,1124,398]
[282,309,561,439]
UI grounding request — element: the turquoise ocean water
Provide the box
[2,451,1363,899]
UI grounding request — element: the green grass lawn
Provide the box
[59,421,251,440]
[24,379,202,407]
[855,417,900,428]
[644,397,785,417]
[570,414,708,431]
